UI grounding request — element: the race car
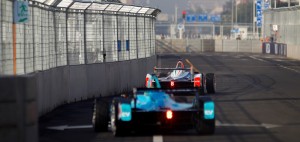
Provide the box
[146,60,216,94]
[92,76,215,136]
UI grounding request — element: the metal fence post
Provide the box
[201,39,204,52]
[47,8,51,69]
[83,10,87,64]
[144,15,146,57]
[149,17,151,56]
[0,0,2,73]
[102,13,106,62]
[128,13,130,60]
[151,17,156,55]
[116,13,119,61]
[222,39,224,52]
[65,3,74,66]
[251,39,253,53]
[32,4,36,71]
[24,22,26,73]
[41,9,44,70]
[65,9,69,65]
[52,8,58,67]
[236,40,238,53]
[135,14,138,59]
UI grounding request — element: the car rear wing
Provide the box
[154,67,192,71]
[133,88,199,96]
[154,66,195,78]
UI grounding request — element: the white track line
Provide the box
[249,56,268,63]
[153,135,163,142]
[250,56,300,73]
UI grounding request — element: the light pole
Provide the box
[235,0,237,26]
[231,0,234,38]
[253,0,255,38]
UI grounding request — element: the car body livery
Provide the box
[146,60,216,94]
[92,78,216,136]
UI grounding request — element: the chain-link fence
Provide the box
[264,6,300,59]
[0,0,160,75]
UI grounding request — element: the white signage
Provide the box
[273,25,278,31]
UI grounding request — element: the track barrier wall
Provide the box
[0,56,156,142]
[0,0,160,141]
[156,39,262,54]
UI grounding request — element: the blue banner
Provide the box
[117,40,121,52]
[210,15,221,22]
[126,40,130,51]
[185,14,221,23]
[198,14,208,22]
[256,0,262,27]
[186,15,196,22]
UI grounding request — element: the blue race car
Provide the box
[146,60,216,94]
[92,76,215,136]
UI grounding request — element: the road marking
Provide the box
[47,125,93,131]
[277,64,300,73]
[216,120,280,129]
[249,56,268,63]
[153,135,163,142]
[185,59,200,72]
[250,56,300,73]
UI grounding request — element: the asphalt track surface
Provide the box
[39,53,300,142]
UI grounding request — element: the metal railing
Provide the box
[0,0,160,75]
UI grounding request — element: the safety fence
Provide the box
[264,6,300,59]
[0,0,160,75]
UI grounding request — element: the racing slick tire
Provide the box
[195,119,215,135]
[93,98,109,132]
[193,97,215,135]
[111,98,131,136]
[206,73,216,94]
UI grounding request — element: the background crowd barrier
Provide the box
[262,42,287,56]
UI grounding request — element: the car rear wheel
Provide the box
[195,118,215,135]
[92,98,109,132]
[111,98,130,136]
[206,73,216,94]
[193,98,215,135]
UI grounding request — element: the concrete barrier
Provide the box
[156,39,261,54]
[35,56,156,115]
[0,56,156,142]
[0,75,38,142]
